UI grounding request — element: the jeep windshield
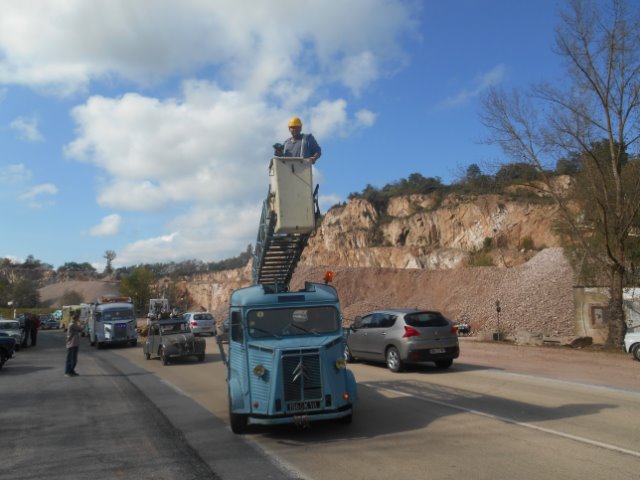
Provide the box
[0,321,19,330]
[247,306,339,338]
[161,322,190,334]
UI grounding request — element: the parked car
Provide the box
[39,314,59,330]
[624,331,640,361]
[183,312,215,336]
[0,332,16,369]
[143,319,206,365]
[0,319,26,351]
[345,309,460,372]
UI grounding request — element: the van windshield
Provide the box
[101,308,134,322]
[247,306,339,338]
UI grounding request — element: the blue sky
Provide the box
[0,0,566,270]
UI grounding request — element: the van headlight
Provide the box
[253,364,266,377]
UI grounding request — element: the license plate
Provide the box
[430,348,446,354]
[286,401,320,412]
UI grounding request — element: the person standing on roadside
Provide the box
[21,314,31,348]
[65,312,81,377]
[30,313,40,346]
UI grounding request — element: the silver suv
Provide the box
[345,309,459,372]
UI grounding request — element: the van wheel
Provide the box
[338,411,353,424]
[632,344,640,361]
[386,346,403,373]
[228,393,247,434]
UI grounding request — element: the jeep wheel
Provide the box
[386,346,403,373]
[632,344,640,362]
[161,348,169,365]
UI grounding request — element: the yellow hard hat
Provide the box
[288,116,302,128]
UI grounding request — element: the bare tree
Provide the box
[104,250,116,275]
[480,0,640,347]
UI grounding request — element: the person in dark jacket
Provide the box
[64,312,81,377]
[30,314,40,346]
[21,314,31,348]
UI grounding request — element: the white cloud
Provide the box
[10,115,44,142]
[0,163,32,184]
[0,0,418,96]
[437,64,508,109]
[1,0,418,265]
[18,183,57,208]
[88,214,121,236]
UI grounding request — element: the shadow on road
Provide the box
[253,378,616,444]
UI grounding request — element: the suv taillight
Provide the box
[403,326,420,338]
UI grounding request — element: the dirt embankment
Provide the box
[291,248,575,337]
[38,280,120,307]
[38,248,575,339]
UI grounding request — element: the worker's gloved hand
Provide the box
[272,143,284,156]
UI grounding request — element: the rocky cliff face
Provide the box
[300,193,563,269]
[182,191,573,338]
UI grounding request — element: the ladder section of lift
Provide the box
[252,186,318,289]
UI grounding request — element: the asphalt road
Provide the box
[0,330,295,480]
[2,332,639,480]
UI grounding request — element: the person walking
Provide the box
[282,117,322,164]
[65,312,81,377]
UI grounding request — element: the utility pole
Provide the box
[495,300,501,341]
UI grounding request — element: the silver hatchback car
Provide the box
[345,309,460,372]
[183,312,215,336]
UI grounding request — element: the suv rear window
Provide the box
[404,312,449,327]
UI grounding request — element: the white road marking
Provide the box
[160,379,191,398]
[362,382,640,459]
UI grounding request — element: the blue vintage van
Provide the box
[226,281,357,433]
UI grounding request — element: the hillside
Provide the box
[37,191,576,339]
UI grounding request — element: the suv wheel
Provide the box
[344,345,355,363]
[386,346,403,373]
[435,359,453,369]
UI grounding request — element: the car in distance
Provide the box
[183,312,215,336]
[0,319,25,351]
[624,331,640,361]
[39,314,60,330]
[143,319,206,365]
[216,317,229,343]
[345,309,460,372]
